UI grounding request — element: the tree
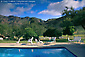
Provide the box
[12,25,24,40]
[23,27,37,40]
[0,24,13,39]
[60,17,73,27]
[62,6,85,30]
[0,24,5,35]
[73,7,85,29]
[60,14,75,37]
[63,26,75,35]
[61,7,77,38]
[43,29,62,38]
[30,22,46,36]
[63,26,75,38]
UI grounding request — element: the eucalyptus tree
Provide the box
[43,29,62,39]
[62,6,85,30]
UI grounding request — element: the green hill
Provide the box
[0,15,84,37]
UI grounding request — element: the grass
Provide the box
[0,40,17,43]
[56,39,68,42]
[0,34,85,43]
[81,39,85,43]
[0,40,37,43]
[0,39,85,43]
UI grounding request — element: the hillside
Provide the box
[0,15,84,36]
[0,15,46,36]
[0,15,64,35]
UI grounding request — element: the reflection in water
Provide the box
[19,49,20,52]
[32,49,33,52]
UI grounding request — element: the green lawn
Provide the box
[0,38,84,43]
[56,39,68,42]
[0,34,85,43]
[0,40,37,43]
[0,40,17,43]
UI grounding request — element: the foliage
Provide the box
[23,27,37,40]
[0,24,5,35]
[0,7,84,41]
[62,6,85,30]
[30,23,46,36]
[43,29,62,38]
[61,6,85,37]
[60,17,73,27]
[72,7,85,29]
[12,26,24,40]
[63,26,75,35]
[0,24,13,38]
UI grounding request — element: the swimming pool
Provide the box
[0,47,76,57]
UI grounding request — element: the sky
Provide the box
[0,0,85,20]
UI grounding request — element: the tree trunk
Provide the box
[82,25,85,30]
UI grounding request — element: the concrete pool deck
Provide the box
[0,42,85,57]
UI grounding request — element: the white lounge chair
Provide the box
[35,39,43,43]
[51,37,56,42]
[68,36,81,42]
[28,37,33,44]
[39,40,43,43]
[35,39,38,43]
[16,39,20,43]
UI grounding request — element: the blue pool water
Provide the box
[0,48,76,57]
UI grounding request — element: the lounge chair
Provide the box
[35,39,43,43]
[51,37,56,42]
[16,39,20,43]
[39,40,43,43]
[68,36,81,42]
[28,37,33,44]
[35,39,38,43]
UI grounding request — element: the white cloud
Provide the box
[30,11,34,13]
[0,3,35,16]
[38,0,85,16]
[12,4,35,15]
[38,10,61,15]
[0,3,14,15]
